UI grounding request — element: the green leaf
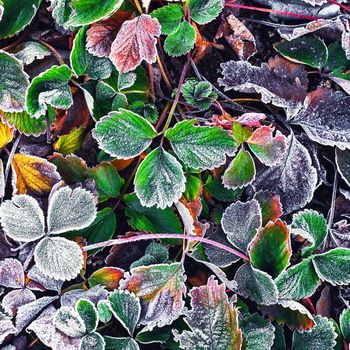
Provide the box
[174,277,243,350]
[70,26,112,80]
[312,248,350,285]
[49,0,72,29]
[13,41,51,65]
[275,257,320,300]
[26,64,73,119]
[164,21,196,57]
[239,312,275,350]
[165,120,237,170]
[54,306,86,337]
[292,315,337,350]
[223,148,256,189]
[234,263,278,306]
[254,190,283,226]
[272,321,286,350]
[0,51,29,112]
[340,308,350,341]
[104,336,140,350]
[291,209,327,257]
[151,4,183,35]
[67,0,124,27]
[122,262,186,329]
[232,122,253,144]
[80,333,106,350]
[131,242,169,269]
[205,175,243,202]
[97,300,112,324]
[0,0,41,39]
[108,290,141,336]
[134,147,186,209]
[249,220,291,279]
[184,174,201,202]
[325,42,350,73]
[189,0,224,25]
[274,35,328,69]
[124,192,182,233]
[93,109,158,159]
[76,299,98,333]
[54,127,85,156]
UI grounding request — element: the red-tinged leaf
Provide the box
[0,258,24,288]
[254,190,283,226]
[86,11,132,58]
[249,220,291,278]
[247,125,287,166]
[109,14,161,73]
[89,267,125,291]
[236,112,266,127]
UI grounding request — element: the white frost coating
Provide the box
[0,258,25,288]
[34,237,84,281]
[0,194,45,242]
[2,288,36,316]
[80,332,106,350]
[54,306,86,338]
[221,199,262,253]
[28,265,64,292]
[118,72,137,90]
[14,41,51,65]
[175,201,196,236]
[47,186,97,234]
[61,285,109,308]
[0,319,17,344]
[134,147,186,209]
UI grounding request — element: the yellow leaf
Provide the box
[54,127,85,156]
[0,120,13,148]
[12,154,61,196]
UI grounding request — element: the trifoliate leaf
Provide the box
[93,109,158,159]
[108,290,141,336]
[292,315,337,350]
[253,190,283,226]
[164,21,196,57]
[174,277,242,350]
[109,14,161,73]
[340,308,350,341]
[97,300,112,324]
[253,134,317,214]
[26,65,73,119]
[13,41,50,65]
[47,186,97,234]
[291,209,327,257]
[151,4,183,35]
[76,299,98,333]
[104,336,140,350]
[66,0,124,27]
[249,220,291,278]
[54,127,85,156]
[0,258,24,288]
[336,148,350,187]
[239,312,275,350]
[223,148,256,189]
[221,199,262,253]
[80,333,105,350]
[275,35,328,69]
[0,0,41,39]
[11,154,61,196]
[134,147,186,209]
[121,262,186,330]
[0,194,45,242]
[70,26,112,80]
[247,126,287,166]
[54,306,86,338]
[180,79,218,110]
[234,263,278,305]
[89,267,124,291]
[0,51,29,112]
[165,120,237,170]
[189,0,224,25]
[275,257,320,300]
[312,248,350,285]
[34,237,84,281]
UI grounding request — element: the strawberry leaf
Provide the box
[151,4,183,35]
[14,41,51,66]
[80,333,105,350]
[49,0,72,29]
[340,308,350,341]
[54,306,86,337]
[253,190,283,226]
[76,299,98,334]
[189,0,224,25]
[104,336,140,350]
[0,258,24,288]
[89,267,124,291]
[336,148,350,187]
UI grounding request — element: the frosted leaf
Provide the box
[234,263,278,305]
[134,147,186,209]
[15,295,58,332]
[2,288,36,316]
[61,286,108,308]
[236,113,266,127]
[0,258,24,288]
[109,14,161,73]
[121,262,186,330]
[76,299,98,333]
[27,265,64,292]
[47,186,97,234]
[97,300,112,324]
[292,315,337,350]
[0,319,17,344]
[173,277,243,350]
[219,56,308,117]
[239,312,275,350]
[92,109,158,159]
[53,333,81,350]
[340,308,350,341]
[165,120,237,170]
[253,190,283,226]
[253,134,317,214]
[118,72,137,91]
[80,333,105,350]
[34,237,84,281]
[221,199,262,253]
[0,195,45,242]
[48,0,72,29]
[14,41,51,65]
[189,0,224,25]
[292,88,350,149]
[104,336,140,350]
[54,306,86,338]
[336,148,350,187]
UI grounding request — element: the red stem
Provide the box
[328,0,350,14]
[83,233,250,262]
[344,340,350,350]
[304,297,317,314]
[224,2,320,20]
